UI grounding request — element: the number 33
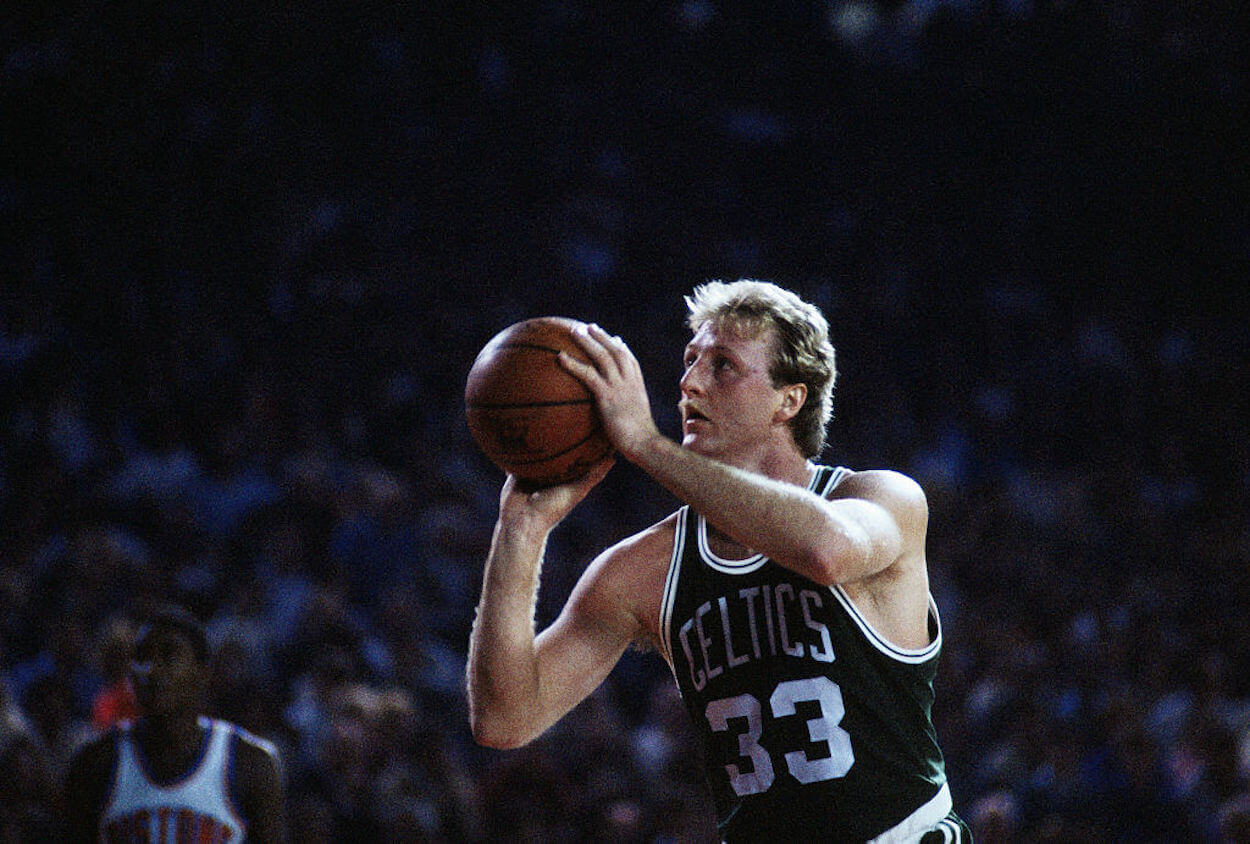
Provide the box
[705,676,854,796]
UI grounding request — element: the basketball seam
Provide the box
[481,430,609,465]
[497,341,565,354]
[466,398,594,409]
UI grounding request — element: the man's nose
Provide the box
[679,363,704,395]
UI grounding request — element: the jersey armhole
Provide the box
[226,725,281,830]
[225,729,249,830]
[657,507,689,665]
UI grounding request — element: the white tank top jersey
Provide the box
[100,716,248,843]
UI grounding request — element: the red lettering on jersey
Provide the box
[176,808,198,842]
[135,810,152,843]
[107,808,235,843]
[197,817,223,843]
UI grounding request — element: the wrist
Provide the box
[494,511,554,547]
[623,430,673,469]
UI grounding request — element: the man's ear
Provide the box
[775,383,807,423]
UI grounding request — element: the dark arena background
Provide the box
[3,1,1249,840]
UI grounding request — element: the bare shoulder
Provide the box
[604,511,681,564]
[232,724,283,783]
[833,470,933,647]
[831,468,928,525]
[575,511,681,645]
[229,724,286,843]
[833,468,930,584]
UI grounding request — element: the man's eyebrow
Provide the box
[685,339,731,354]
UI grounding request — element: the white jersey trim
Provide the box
[865,781,953,844]
[658,507,689,666]
[695,514,766,573]
[937,817,963,843]
[103,716,245,840]
[830,586,942,664]
[694,464,838,575]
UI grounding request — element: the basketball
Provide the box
[465,316,612,487]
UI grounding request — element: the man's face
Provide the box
[679,321,788,462]
[130,625,204,717]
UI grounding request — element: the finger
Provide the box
[556,349,602,389]
[570,323,622,378]
[554,456,615,500]
[513,454,614,500]
[606,331,640,376]
[582,454,616,487]
[586,323,632,372]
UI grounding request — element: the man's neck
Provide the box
[138,712,206,776]
[728,441,813,487]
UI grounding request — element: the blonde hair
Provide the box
[685,279,836,457]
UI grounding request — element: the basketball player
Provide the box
[65,606,287,842]
[468,280,968,841]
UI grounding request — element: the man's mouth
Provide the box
[683,407,709,426]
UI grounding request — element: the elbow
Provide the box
[466,668,544,749]
[805,549,850,587]
[806,526,878,586]
[470,722,525,751]
[468,705,534,750]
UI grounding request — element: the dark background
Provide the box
[3,0,1249,839]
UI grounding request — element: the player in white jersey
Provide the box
[65,606,286,843]
[468,280,967,841]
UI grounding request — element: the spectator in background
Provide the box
[64,606,287,842]
[1,673,60,839]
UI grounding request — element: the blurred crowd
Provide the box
[4,0,1249,840]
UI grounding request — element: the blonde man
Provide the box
[468,280,966,842]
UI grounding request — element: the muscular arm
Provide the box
[632,439,934,650]
[561,322,926,588]
[633,441,924,586]
[467,464,645,750]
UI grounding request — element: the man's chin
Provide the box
[681,434,715,456]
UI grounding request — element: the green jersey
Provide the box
[659,465,957,842]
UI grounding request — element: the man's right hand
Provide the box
[498,456,615,531]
